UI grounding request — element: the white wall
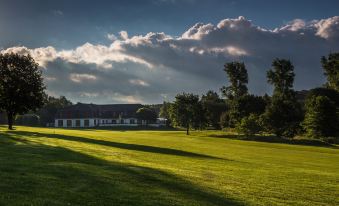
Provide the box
[55,118,138,127]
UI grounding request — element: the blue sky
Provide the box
[1,0,338,49]
[1,0,339,103]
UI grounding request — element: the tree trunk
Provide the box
[7,112,14,130]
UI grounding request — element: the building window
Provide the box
[130,119,135,124]
[58,120,63,127]
[67,120,72,127]
[94,119,96,125]
[121,119,124,124]
[112,119,116,124]
[84,120,90,127]
[76,120,80,127]
[102,120,104,124]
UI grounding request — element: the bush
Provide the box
[302,95,338,138]
[236,114,261,136]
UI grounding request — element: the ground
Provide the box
[0,126,338,206]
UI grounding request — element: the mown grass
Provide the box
[0,126,338,206]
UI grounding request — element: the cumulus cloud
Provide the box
[1,16,339,104]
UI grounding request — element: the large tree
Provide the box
[0,53,45,129]
[321,53,339,91]
[262,59,303,138]
[201,90,227,129]
[169,93,202,135]
[221,62,248,99]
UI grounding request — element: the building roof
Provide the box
[55,103,143,119]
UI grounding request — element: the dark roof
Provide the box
[55,103,143,119]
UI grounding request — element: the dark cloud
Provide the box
[2,16,339,103]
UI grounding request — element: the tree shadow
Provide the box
[5,130,225,160]
[208,134,338,149]
[0,133,243,206]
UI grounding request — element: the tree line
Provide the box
[160,53,339,140]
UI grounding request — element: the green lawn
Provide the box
[0,126,338,206]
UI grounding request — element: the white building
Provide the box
[54,103,165,128]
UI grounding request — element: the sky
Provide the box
[0,0,339,104]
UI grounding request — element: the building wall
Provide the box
[55,118,139,128]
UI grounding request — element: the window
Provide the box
[58,120,63,127]
[120,119,124,124]
[130,119,135,124]
[67,120,72,127]
[112,119,116,124]
[94,119,96,125]
[84,120,90,127]
[75,120,80,127]
[102,120,104,124]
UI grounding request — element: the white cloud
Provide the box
[107,33,117,41]
[119,31,129,40]
[129,79,150,87]
[1,16,339,103]
[70,73,97,83]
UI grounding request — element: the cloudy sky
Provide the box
[1,0,339,104]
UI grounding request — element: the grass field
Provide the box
[0,126,338,206]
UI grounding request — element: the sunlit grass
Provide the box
[0,126,338,205]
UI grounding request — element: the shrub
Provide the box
[236,114,261,136]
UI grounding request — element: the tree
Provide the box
[236,114,261,136]
[136,107,157,125]
[303,95,338,138]
[321,53,339,91]
[262,95,303,137]
[159,101,172,126]
[169,93,201,135]
[220,62,250,127]
[201,90,227,129]
[0,53,45,129]
[37,95,73,126]
[221,62,248,99]
[263,59,303,138]
[267,58,295,97]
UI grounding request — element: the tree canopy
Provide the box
[221,62,248,99]
[0,53,45,129]
[321,53,339,91]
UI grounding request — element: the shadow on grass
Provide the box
[0,132,243,206]
[209,134,338,149]
[5,130,224,160]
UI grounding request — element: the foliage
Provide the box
[236,113,261,136]
[262,95,303,138]
[219,111,230,129]
[227,94,267,127]
[221,62,248,99]
[0,53,45,129]
[136,107,157,124]
[267,58,295,96]
[37,95,73,126]
[321,53,339,91]
[263,59,302,138]
[159,101,172,126]
[169,93,204,134]
[201,91,227,129]
[15,114,40,126]
[303,95,338,138]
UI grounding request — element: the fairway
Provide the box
[0,126,338,206]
